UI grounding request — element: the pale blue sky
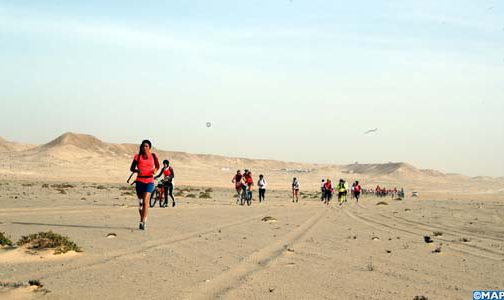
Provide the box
[1,1,503,176]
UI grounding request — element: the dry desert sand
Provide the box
[1,133,504,299]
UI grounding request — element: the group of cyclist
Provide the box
[232,169,268,204]
[320,179,361,205]
[130,140,393,231]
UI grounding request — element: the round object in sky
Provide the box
[206,122,212,128]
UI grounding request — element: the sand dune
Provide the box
[1,132,503,193]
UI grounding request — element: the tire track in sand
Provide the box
[11,213,267,281]
[343,209,503,262]
[385,213,504,243]
[182,209,328,300]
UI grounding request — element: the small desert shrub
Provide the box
[121,191,135,196]
[174,191,184,197]
[204,188,213,193]
[0,282,25,288]
[185,193,196,198]
[17,231,82,254]
[56,189,67,194]
[376,201,388,206]
[199,192,212,199]
[22,183,34,187]
[51,183,75,189]
[41,184,49,188]
[0,232,13,247]
[28,280,42,287]
[118,186,131,191]
[96,185,107,190]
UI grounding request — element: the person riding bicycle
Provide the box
[243,169,253,192]
[130,139,160,230]
[336,179,348,205]
[232,170,244,203]
[155,159,176,207]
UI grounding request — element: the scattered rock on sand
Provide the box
[424,236,434,243]
[433,231,443,237]
[261,216,277,223]
[432,245,442,253]
[376,201,388,206]
[106,233,117,238]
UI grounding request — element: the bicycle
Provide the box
[240,184,252,206]
[150,179,166,208]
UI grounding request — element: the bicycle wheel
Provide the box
[149,190,158,208]
[246,191,252,206]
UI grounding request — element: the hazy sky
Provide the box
[1,1,503,177]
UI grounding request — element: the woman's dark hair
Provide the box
[163,159,169,165]
[139,139,152,155]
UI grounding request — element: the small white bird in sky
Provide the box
[363,128,378,134]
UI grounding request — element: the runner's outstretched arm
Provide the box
[155,168,163,179]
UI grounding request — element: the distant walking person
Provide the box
[336,179,348,205]
[232,170,243,203]
[155,160,175,207]
[354,181,362,203]
[130,140,160,230]
[292,177,300,203]
[320,179,326,201]
[258,174,267,203]
[323,179,333,205]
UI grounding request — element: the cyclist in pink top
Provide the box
[130,140,159,230]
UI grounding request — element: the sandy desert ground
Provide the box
[1,180,504,300]
[1,133,504,299]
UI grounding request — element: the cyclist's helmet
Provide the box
[163,159,170,165]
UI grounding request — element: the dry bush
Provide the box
[0,232,13,247]
[199,192,212,199]
[51,183,75,189]
[17,231,82,254]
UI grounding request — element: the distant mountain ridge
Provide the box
[0,132,473,178]
[1,132,502,192]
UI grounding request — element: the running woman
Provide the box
[155,159,175,207]
[130,140,160,230]
[258,174,267,203]
[292,177,300,203]
[232,170,243,203]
